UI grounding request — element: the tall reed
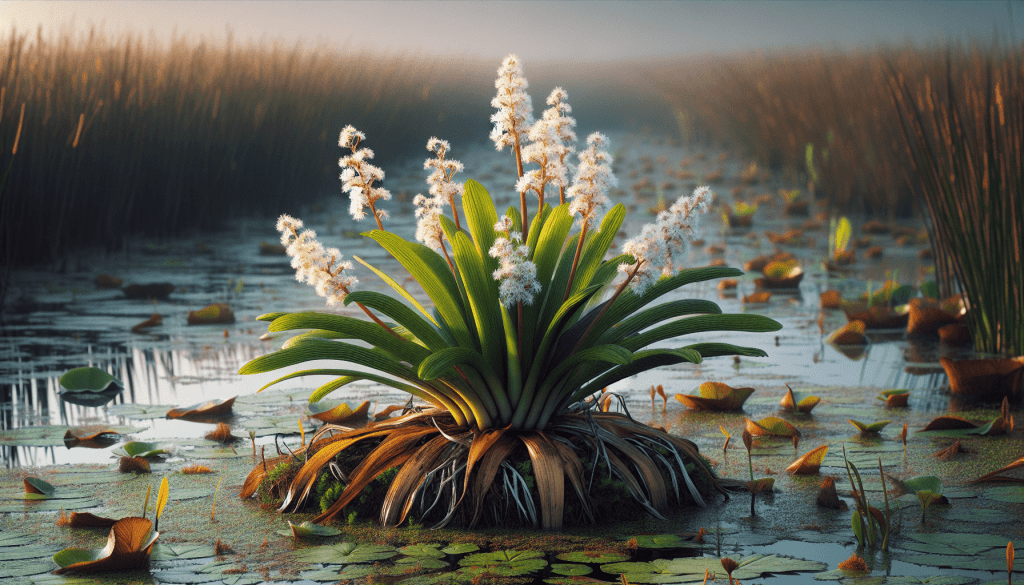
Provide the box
[887,49,1024,356]
[0,27,493,270]
[652,45,1005,217]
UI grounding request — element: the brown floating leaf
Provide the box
[906,297,960,336]
[820,290,842,309]
[940,356,1024,400]
[938,323,971,344]
[675,382,755,411]
[181,464,214,474]
[166,397,236,419]
[131,314,162,334]
[95,274,124,289]
[118,456,151,474]
[918,416,978,432]
[743,291,772,304]
[744,477,774,495]
[828,320,868,345]
[841,304,909,329]
[63,429,121,449]
[69,512,118,528]
[971,456,1024,484]
[717,278,738,290]
[187,303,236,325]
[308,400,371,425]
[52,517,159,573]
[786,444,828,475]
[816,477,847,510]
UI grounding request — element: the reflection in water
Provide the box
[1,338,265,467]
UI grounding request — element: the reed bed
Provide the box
[887,51,1024,356]
[0,28,494,270]
[652,45,1022,217]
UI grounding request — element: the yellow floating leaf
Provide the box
[786,444,828,475]
[779,385,820,413]
[744,416,801,438]
[166,397,236,420]
[675,382,755,411]
[308,400,371,425]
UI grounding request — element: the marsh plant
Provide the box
[240,55,781,530]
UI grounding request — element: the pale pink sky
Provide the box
[4,1,1019,61]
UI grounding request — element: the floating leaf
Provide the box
[786,444,828,475]
[902,532,1008,557]
[23,477,55,497]
[878,389,910,407]
[166,397,236,420]
[459,550,547,577]
[745,416,801,437]
[557,551,630,564]
[293,541,397,565]
[603,554,826,582]
[63,429,120,449]
[828,320,867,345]
[971,455,1024,484]
[308,400,371,425]
[277,521,342,539]
[441,543,480,555]
[58,367,123,394]
[68,512,117,528]
[675,382,755,411]
[52,517,159,573]
[780,385,820,413]
[903,475,944,496]
[550,563,592,576]
[398,543,446,558]
[630,534,687,549]
[187,303,236,325]
[848,419,891,434]
[113,441,168,458]
[917,415,1007,437]
[745,477,775,494]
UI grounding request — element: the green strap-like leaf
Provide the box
[682,342,770,359]
[257,312,289,322]
[363,230,473,348]
[354,255,437,326]
[572,348,704,400]
[599,299,723,344]
[567,204,625,299]
[447,229,503,371]
[240,338,414,379]
[417,346,495,381]
[463,179,499,272]
[281,329,356,348]
[619,314,782,352]
[344,290,448,350]
[268,312,430,366]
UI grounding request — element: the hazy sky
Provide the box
[3,1,1020,61]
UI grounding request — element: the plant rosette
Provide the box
[238,55,782,531]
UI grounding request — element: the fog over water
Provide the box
[5,1,1020,61]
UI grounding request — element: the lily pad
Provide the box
[293,541,398,565]
[780,385,820,413]
[603,554,827,582]
[557,551,630,564]
[399,543,447,558]
[0,497,102,512]
[58,367,123,393]
[150,543,216,561]
[877,389,910,407]
[308,400,371,425]
[848,419,891,434]
[971,455,1024,484]
[278,520,342,539]
[676,382,755,411]
[980,485,1024,503]
[441,543,480,555]
[459,549,547,576]
[167,397,237,419]
[112,441,169,458]
[901,532,1008,556]
[551,563,593,576]
[787,444,828,474]
[23,477,55,497]
[52,517,159,573]
[745,416,801,437]
[630,534,688,549]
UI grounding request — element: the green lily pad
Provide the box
[23,477,55,497]
[338,556,448,580]
[294,541,398,565]
[59,367,123,393]
[603,554,827,583]
[300,567,346,582]
[0,497,102,513]
[551,563,593,576]
[0,559,53,578]
[393,555,448,571]
[150,543,216,561]
[107,404,179,419]
[277,520,342,539]
[981,485,1024,503]
[0,531,34,547]
[0,545,60,561]
[557,551,630,564]
[112,441,169,458]
[630,534,688,549]
[441,543,480,555]
[399,544,447,558]
[543,578,611,585]
[900,553,1012,572]
[903,476,943,495]
[902,532,1009,556]
[459,549,547,576]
